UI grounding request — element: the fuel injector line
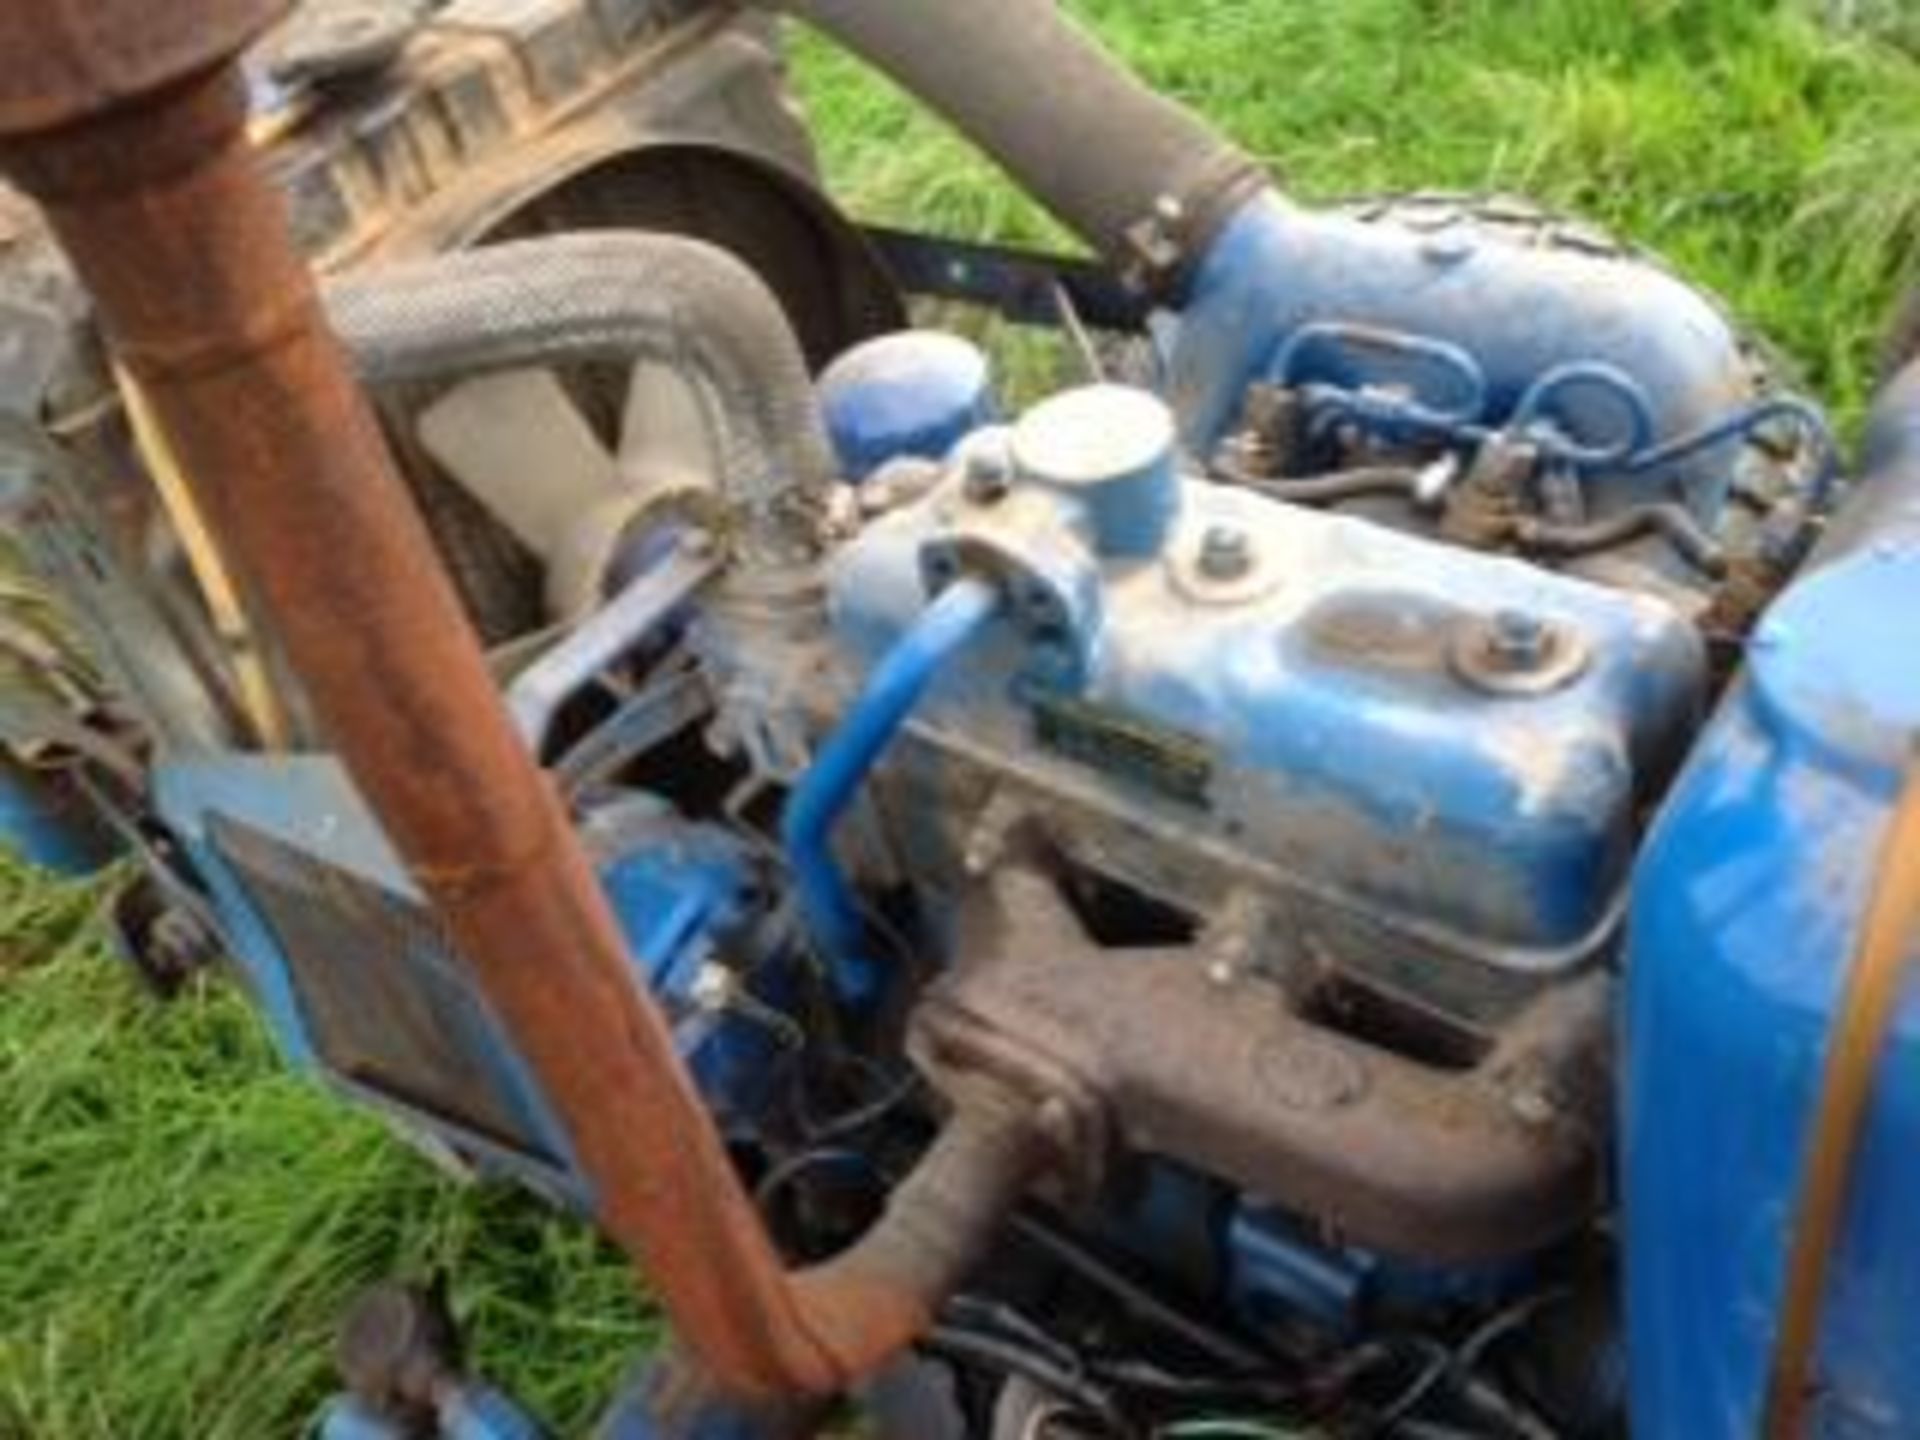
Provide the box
[782,575,1004,1006]
[0,1,1046,1414]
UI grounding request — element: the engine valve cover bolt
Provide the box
[964,444,1012,504]
[1451,607,1590,695]
[1198,523,1254,580]
[1488,608,1549,669]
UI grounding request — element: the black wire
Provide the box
[750,1145,871,1212]
[1357,1336,1453,1438]
[796,1065,923,1144]
[1085,1356,1308,1411]
[1359,1289,1574,1438]
[922,1324,1132,1435]
[1008,1211,1276,1375]
[946,1296,1089,1374]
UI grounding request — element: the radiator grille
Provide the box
[210,815,556,1164]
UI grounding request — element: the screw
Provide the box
[1198,523,1253,581]
[1486,608,1550,670]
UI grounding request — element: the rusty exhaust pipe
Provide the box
[0,0,1043,1415]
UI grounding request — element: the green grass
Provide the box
[4,3,1920,1435]
[798,0,1920,428]
[0,857,652,1438]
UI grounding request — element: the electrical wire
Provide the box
[803,1069,923,1142]
[750,1145,872,1213]
[921,1324,1131,1434]
[1158,1420,1304,1439]
[1007,1210,1277,1374]
[1357,1290,1571,1438]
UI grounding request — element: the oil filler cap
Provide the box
[1012,383,1180,557]
[819,330,994,482]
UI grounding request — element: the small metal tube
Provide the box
[783,576,1003,1004]
[505,537,718,755]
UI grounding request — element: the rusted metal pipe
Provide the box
[0,0,1043,1408]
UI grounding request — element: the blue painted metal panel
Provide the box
[154,756,783,1202]
[156,756,582,1195]
[1625,544,1920,1438]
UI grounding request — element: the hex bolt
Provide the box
[963,443,1011,504]
[1487,608,1550,671]
[1198,523,1254,581]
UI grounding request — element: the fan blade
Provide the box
[416,368,622,559]
[615,362,718,500]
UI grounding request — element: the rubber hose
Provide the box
[774,0,1264,294]
[324,232,839,563]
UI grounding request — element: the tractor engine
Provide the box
[5,1,1908,1436]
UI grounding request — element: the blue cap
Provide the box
[819,331,995,482]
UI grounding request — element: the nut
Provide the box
[963,443,1012,504]
[1450,608,1589,696]
[1486,608,1549,671]
[1198,523,1253,581]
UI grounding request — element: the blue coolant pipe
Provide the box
[782,575,1002,1006]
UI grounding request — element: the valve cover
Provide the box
[827,386,1706,1025]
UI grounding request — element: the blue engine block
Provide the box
[826,381,1704,1020]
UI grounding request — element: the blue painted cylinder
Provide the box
[818,330,994,481]
[0,755,117,875]
[1011,383,1181,558]
[1624,544,1920,1437]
